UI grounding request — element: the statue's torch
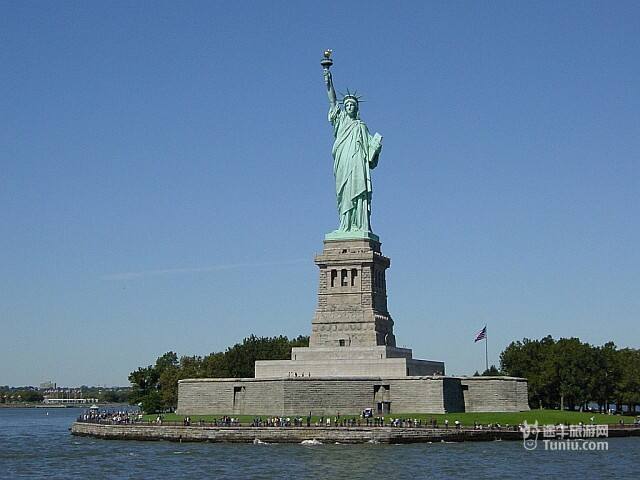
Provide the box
[321,49,333,71]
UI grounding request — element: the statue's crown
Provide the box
[340,88,363,105]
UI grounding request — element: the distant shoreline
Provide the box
[0,404,40,408]
[71,422,640,444]
[0,403,126,409]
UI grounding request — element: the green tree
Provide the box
[589,342,619,412]
[481,365,502,376]
[18,390,44,402]
[154,351,178,370]
[100,389,130,403]
[201,352,228,378]
[128,336,310,412]
[500,336,640,413]
[128,365,160,412]
[129,355,178,413]
[616,348,640,413]
[224,335,308,378]
[500,336,557,408]
[553,338,594,410]
[140,390,163,414]
[158,365,180,409]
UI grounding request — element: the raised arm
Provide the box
[324,69,337,108]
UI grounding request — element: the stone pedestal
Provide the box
[178,236,530,415]
[255,238,444,378]
[311,238,395,348]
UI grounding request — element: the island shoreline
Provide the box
[70,422,640,444]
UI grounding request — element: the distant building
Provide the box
[43,397,98,405]
[43,387,98,405]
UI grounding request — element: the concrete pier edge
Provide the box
[71,422,640,444]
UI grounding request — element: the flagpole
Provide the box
[485,327,489,373]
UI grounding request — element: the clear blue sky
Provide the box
[1,1,638,386]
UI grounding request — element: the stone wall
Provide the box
[256,358,408,379]
[70,422,640,444]
[388,378,445,413]
[282,379,374,415]
[290,346,414,361]
[178,376,529,416]
[71,422,542,443]
[177,378,285,416]
[406,359,445,376]
[255,345,444,379]
[282,377,448,415]
[178,377,450,416]
[460,377,530,412]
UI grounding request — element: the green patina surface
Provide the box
[324,230,379,241]
[323,53,383,240]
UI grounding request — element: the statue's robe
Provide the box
[329,105,381,232]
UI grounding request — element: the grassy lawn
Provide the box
[143,410,638,426]
[401,410,636,427]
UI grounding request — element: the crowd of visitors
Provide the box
[79,410,626,431]
[251,417,307,427]
[77,410,142,425]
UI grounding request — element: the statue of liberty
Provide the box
[322,51,382,240]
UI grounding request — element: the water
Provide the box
[1,408,638,479]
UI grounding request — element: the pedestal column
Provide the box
[310,238,396,348]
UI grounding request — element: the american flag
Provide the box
[474,326,487,342]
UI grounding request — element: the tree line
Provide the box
[0,387,44,403]
[500,336,640,413]
[128,334,308,413]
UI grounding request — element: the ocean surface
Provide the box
[0,407,638,479]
